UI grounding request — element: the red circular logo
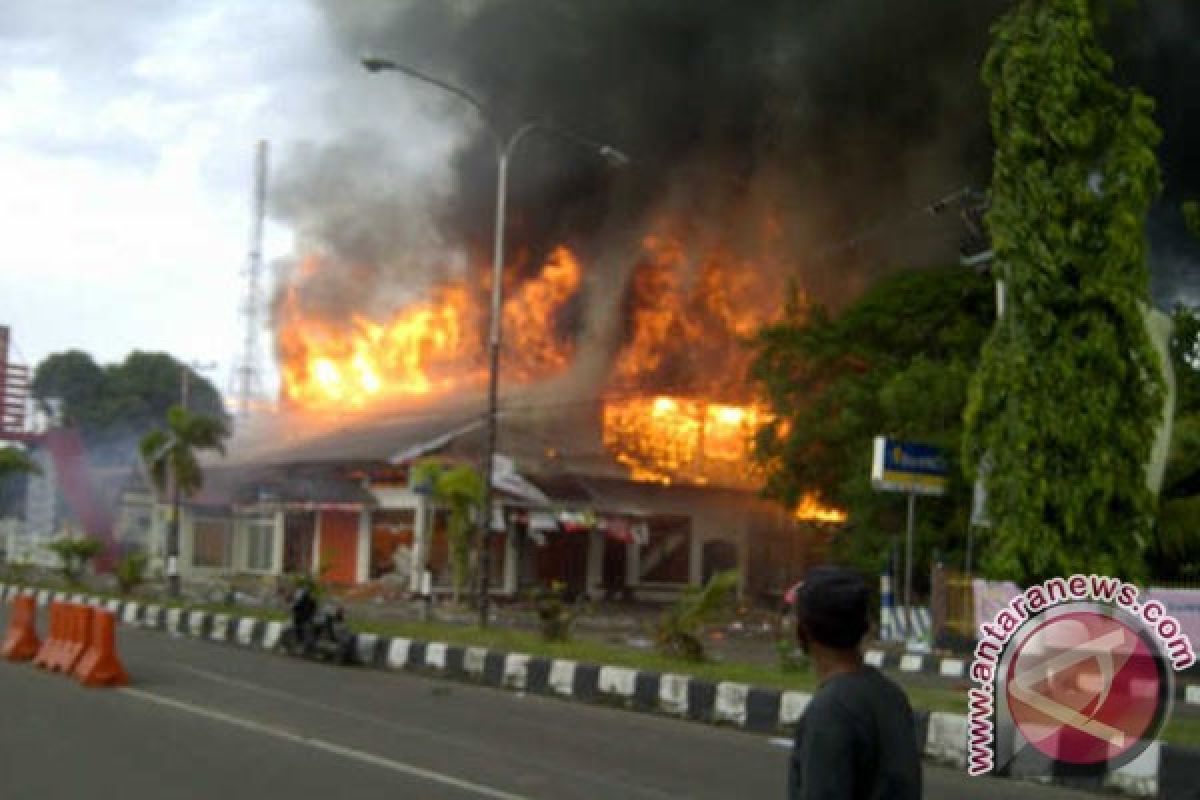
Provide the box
[1005,609,1166,766]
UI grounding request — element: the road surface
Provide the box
[0,609,1106,799]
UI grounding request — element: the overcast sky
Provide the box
[0,1,456,402]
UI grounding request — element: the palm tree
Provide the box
[139,405,229,597]
[411,459,484,606]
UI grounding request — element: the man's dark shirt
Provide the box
[789,666,922,799]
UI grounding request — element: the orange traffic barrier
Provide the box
[32,602,66,669]
[2,595,41,661]
[74,609,128,688]
[52,604,93,673]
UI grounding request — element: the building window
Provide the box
[370,509,415,580]
[192,518,232,568]
[640,515,692,584]
[244,514,276,572]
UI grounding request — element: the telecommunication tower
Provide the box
[230,140,269,418]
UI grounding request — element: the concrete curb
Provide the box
[3,583,1197,798]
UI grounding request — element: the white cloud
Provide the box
[0,0,464,412]
[0,3,327,399]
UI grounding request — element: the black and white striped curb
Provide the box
[3,583,1197,798]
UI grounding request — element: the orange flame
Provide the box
[612,233,764,393]
[279,249,580,408]
[502,246,581,379]
[601,394,765,488]
[794,492,848,524]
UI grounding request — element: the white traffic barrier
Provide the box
[424,642,447,670]
[210,613,230,642]
[548,660,576,696]
[1103,741,1160,798]
[598,666,637,700]
[464,646,487,678]
[939,658,965,678]
[386,638,412,669]
[187,610,207,637]
[355,633,379,665]
[261,620,283,650]
[779,691,812,726]
[924,712,968,768]
[714,682,750,726]
[659,673,690,716]
[503,653,531,690]
[235,617,257,646]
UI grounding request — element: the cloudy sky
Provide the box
[0,1,456,401]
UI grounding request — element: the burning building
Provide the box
[114,230,843,601]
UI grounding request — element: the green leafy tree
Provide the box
[34,350,226,465]
[1148,306,1200,577]
[963,0,1164,583]
[411,459,484,605]
[139,405,230,596]
[751,267,994,575]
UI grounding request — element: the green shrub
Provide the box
[3,560,32,585]
[115,551,149,595]
[532,580,585,642]
[655,569,739,662]
[46,537,104,586]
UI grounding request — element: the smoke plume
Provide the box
[274,0,1199,381]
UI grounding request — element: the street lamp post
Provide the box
[362,57,626,627]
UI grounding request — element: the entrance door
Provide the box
[602,537,628,599]
[319,511,359,585]
[283,511,316,574]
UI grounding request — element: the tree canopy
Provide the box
[963,0,1164,583]
[33,351,226,465]
[750,266,995,576]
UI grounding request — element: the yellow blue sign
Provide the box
[871,436,948,495]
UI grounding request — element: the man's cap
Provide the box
[796,566,870,649]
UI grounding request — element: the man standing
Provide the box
[789,566,922,799]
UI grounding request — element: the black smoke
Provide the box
[288,0,1198,331]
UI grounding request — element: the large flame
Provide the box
[275,228,844,520]
[279,247,580,408]
[612,233,763,392]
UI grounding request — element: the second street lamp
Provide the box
[362,56,627,626]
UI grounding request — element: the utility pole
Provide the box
[362,57,627,627]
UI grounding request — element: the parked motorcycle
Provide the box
[279,587,356,665]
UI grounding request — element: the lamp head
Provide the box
[361,56,395,73]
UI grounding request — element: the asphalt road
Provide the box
[0,610,1108,800]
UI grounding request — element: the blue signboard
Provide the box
[871,436,948,495]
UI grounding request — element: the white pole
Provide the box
[904,492,916,641]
